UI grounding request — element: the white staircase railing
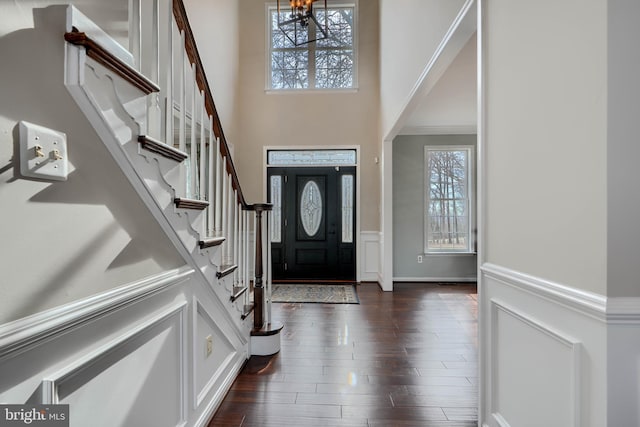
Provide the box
[65,0,276,333]
[129,0,275,331]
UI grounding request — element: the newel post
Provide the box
[252,203,272,330]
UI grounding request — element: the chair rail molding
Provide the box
[480,263,607,321]
[0,268,193,361]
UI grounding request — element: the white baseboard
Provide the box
[393,276,477,282]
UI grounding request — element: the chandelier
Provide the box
[277,0,328,46]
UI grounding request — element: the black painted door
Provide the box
[268,166,356,281]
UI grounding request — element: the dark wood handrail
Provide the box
[173,0,248,209]
[64,29,160,94]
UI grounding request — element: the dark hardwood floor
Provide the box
[209,282,478,427]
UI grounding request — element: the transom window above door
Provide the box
[267,3,357,91]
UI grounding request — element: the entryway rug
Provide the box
[271,284,359,304]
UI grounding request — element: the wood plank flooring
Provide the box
[209,282,478,427]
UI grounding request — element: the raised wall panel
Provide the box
[360,231,380,282]
[480,264,606,427]
[491,300,581,427]
[193,298,237,408]
[41,302,187,427]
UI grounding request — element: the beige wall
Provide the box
[484,0,607,294]
[0,2,185,324]
[184,0,240,141]
[233,0,380,231]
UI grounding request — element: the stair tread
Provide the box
[231,286,248,302]
[241,303,255,320]
[217,264,238,279]
[139,135,188,162]
[251,321,284,337]
[199,236,225,249]
[174,197,209,210]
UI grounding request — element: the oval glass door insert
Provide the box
[300,180,322,236]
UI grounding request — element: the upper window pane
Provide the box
[315,50,353,88]
[316,8,354,48]
[268,4,356,91]
[271,50,309,89]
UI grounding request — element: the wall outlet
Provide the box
[417,255,423,263]
[205,335,213,357]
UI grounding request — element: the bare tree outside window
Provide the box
[425,147,473,252]
[269,6,355,90]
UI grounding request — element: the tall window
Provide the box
[425,147,473,253]
[268,4,356,90]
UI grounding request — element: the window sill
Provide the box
[265,88,359,95]
[422,252,477,256]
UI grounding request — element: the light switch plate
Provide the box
[19,121,68,181]
[206,335,213,357]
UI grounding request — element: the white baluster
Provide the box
[234,193,239,279]
[244,210,249,291]
[221,163,227,243]
[130,0,141,69]
[252,212,257,293]
[147,0,161,139]
[226,180,234,265]
[164,4,174,146]
[199,92,206,203]
[190,64,197,198]
[215,138,222,235]
[238,210,247,287]
[207,118,215,236]
[178,30,186,154]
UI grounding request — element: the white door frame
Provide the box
[263,146,362,282]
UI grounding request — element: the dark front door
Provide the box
[268,166,356,281]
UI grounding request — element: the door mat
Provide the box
[271,284,359,304]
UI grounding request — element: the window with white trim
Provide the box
[268,4,356,90]
[425,146,474,253]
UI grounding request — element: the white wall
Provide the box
[606,1,640,425]
[233,0,381,231]
[0,2,185,324]
[0,0,129,42]
[402,33,477,133]
[379,0,467,139]
[481,0,640,426]
[484,0,606,295]
[607,0,640,299]
[183,0,240,144]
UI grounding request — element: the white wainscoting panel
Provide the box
[606,297,640,426]
[41,301,187,427]
[480,263,608,427]
[490,299,581,427]
[193,298,238,408]
[360,231,380,282]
